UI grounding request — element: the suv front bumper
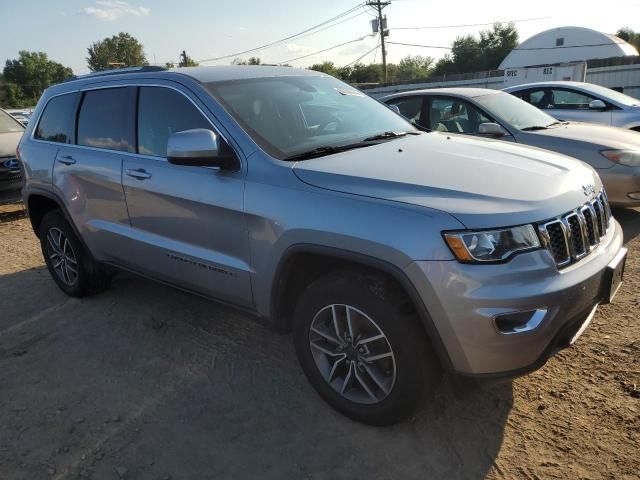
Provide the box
[405,218,625,376]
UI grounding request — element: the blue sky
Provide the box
[1,0,640,74]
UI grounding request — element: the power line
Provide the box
[390,16,550,31]
[276,35,373,64]
[292,8,369,42]
[386,41,452,49]
[198,3,365,63]
[344,43,380,67]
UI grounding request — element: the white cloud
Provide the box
[84,1,150,21]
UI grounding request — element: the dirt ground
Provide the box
[0,201,638,480]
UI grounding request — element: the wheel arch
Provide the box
[25,189,93,257]
[270,244,453,371]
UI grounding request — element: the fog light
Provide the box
[628,192,640,200]
[494,309,547,334]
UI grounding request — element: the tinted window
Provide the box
[386,96,424,124]
[77,88,133,152]
[34,94,76,142]
[429,97,493,134]
[137,87,211,157]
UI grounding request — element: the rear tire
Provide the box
[293,269,442,426]
[39,210,111,297]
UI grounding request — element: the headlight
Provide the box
[601,150,640,167]
[443,225,541,263]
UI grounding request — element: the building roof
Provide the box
[499,26,638,70]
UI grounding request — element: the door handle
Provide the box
[125,168,152,180]
[58,155,76,165]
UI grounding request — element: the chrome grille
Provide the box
[538,191,611,268]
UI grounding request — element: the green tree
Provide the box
[389,55,434,82]
[433,22,518,75]
[87,32,147,72]
[232,56,261,65]
[479,22,518,70]
[617,27,640,51]
[2,51,73,108]
[179,51,199,67]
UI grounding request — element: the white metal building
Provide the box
[499,26,638,69]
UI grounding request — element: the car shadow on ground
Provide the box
[612,207,640,244]
[0,266,512,480]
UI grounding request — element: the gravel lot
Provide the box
[0,201,638,480]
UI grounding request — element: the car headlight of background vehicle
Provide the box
[443,225,541,263]
[601,150,640,167]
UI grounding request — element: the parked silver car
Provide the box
[19,66,626,425]
[503,81,640,130]
[381,88,640,207]
[0,108,25,199]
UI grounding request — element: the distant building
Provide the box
[499,26,638,69]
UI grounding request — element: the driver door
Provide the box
[121,85,252,307]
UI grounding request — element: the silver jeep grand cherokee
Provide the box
[18,66,627,425]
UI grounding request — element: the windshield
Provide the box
[0,110,25,134]
[579,83,639,107]
[206,76,416,159]
[475,92,559,130]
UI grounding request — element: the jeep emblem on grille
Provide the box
[582,184,596,197]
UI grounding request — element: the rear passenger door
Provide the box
[51,87,135,263]
[121,85,252,307]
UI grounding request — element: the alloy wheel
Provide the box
[309,304,396,404]
[46,227,79,286]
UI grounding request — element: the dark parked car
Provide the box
[0,108,25,199]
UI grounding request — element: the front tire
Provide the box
[39,210,111,297]
[293,269,442,425]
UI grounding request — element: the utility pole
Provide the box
[367,0,390,84]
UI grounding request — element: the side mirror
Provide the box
[167,129,238,170]
[478,122,507,137]
[589,99,607,110]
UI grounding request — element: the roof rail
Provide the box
[63,66,167,83]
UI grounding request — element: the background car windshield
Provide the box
[0,110,25,134]
[581,84,639,106]
[476,93,558,130]
[206,76,415,159]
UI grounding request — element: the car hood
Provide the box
[0,131,22,158]
[525,122,640,149]
[292,133,601,229]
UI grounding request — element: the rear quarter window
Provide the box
[77,88,134,152]
[34,93,78,143]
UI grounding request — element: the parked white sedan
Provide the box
[504,81,640,131]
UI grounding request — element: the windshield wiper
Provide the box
[521,125,549,131]
[546,121,568,127]
[362,130,420,142]
[284,142,381,161]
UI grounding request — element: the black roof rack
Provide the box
[63,66,167,83]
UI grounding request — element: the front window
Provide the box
[0,110,24,134]
[475,92,558,130]
[206,76,416,159]
[429,97,493,134]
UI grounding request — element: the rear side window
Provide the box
[137,87,211,157]
[77,88,134,152]
[35,93,77,143]
[386,96,424,124]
